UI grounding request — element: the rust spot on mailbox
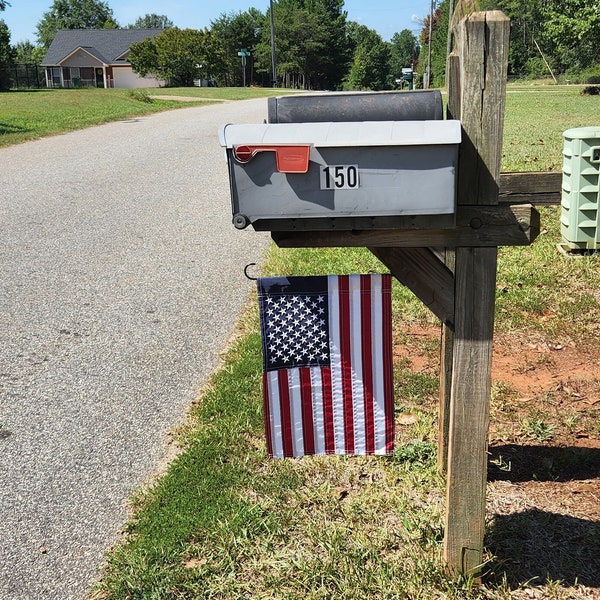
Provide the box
[233,144,311,173]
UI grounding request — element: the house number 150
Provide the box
[320,165,359,190]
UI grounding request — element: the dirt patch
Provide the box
[394,321,600,596]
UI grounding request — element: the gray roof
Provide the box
[41,29,164,66]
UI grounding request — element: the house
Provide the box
[41,29,165,89]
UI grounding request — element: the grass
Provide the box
[3,83,598,598]
[148,86,297,101]
[96,308,458,599]
[0,86,285,148]
[0,88,187,147]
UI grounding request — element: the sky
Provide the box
[1,0,432,45]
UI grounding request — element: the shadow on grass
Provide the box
[6,88,51,93]
[488,444,600,482]
[486,444,600,590]
[485,509,600,589]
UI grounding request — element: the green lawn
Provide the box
[502,84,598,172]
[0,86,287,148]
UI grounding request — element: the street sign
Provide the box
[238,50,251,87]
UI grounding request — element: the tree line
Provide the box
[0,0,419,90]
[1,0,599,91]
[423,0,600,87]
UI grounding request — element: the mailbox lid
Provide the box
[219,120,461,149]
[267,90,444,123]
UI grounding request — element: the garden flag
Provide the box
[257,274,394,458]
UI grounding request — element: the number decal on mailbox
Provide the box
[320,165,359,190]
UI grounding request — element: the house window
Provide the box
[70,67,80,87]
[51,67,61,87]
[80,67,95,86]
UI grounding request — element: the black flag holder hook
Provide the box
[244,263,258,281]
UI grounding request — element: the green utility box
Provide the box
[561,126,600,250]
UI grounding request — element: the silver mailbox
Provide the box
[219,119,461,231]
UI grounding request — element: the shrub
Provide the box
[128,88,153,103]
[582,85,600,96]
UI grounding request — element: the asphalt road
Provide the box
[0,98,270,599]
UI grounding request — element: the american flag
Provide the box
[258,274,394,458]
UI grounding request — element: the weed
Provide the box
[393,440,437,466]
[489,454,512,472]
[491,381,518,412]
[520,418,557,442]
[562,412,579,433]
[128,88,153,103]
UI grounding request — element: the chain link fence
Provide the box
[8,63,46,89]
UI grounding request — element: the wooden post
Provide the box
[442,11,510,577]
[439,48,461,474]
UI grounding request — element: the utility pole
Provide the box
[446,0,455,63]
[269,0,277,86]
[426,0,434,88]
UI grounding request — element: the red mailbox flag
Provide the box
[257,274,394,458]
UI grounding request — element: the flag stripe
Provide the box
[265,371,283,458]
[289,369,305,455]
[337,275,355,454]
[262,372,274,458]
[321,366,335,454]
[328,276,345,453]
[382,275,394,453]
[310,368,325,455]
[300,368,315,455]
[277,370,294,458]
[371,275,387,455]
[360,274,376,454]
[349,275,366,454]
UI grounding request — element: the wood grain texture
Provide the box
[442,11,510,577]
[498,171,561,205]
[271,204,539,248]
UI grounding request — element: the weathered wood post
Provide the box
[442,11,510,576]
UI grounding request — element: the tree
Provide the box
[128,14,174,29]
[129,27,226,86]
[0,19,14,90]
[390,29,419,78]
[493,0,598,77]
[430,0,450,87]
[253,0,350,90]
[14,40,45,65]
[307,0,351,90]
[344,22,391,90]
[416,2,443,87]
[36,0,119,48]
[211,9,265,86]
[0,2,8,11]
[542,0,600,71]
[495,0,546,77]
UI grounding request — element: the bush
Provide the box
[524,57,552,80]
[128,88,154,103]
[564,63,600,85]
